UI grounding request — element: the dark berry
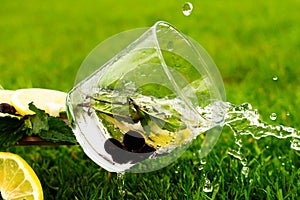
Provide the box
[104,138,128,164]
[139,144,156,153]
[104,138,124,153]
[0,103,16,114]
[123,130,145,152]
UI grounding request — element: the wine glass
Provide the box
[66,21,225,173]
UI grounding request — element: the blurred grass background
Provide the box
[0,0,300,199]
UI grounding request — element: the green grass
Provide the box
[1,0,300,199]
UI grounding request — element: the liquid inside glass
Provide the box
[66,21,299,174]
[67,45,224,172]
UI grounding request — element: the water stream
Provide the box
[198,100,300,193]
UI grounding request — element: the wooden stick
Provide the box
[16,136,75,146]
[14,112,75,146]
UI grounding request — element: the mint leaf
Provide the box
[0,113,25,150]
[28,103,76,144]
[92,95,186,135]
[0,103,76,148]
[28,103,49,134]
[39,116,77,143]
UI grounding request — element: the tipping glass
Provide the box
[66,21,226,173]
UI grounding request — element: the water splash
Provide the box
[203,176,213,193]
[117,172,126,198]
[220,102,300,143]
[182,2,193,16]
[241,165,249,176]
[201,101,300,178]
[226,127,249,177]
[291,138,300,151]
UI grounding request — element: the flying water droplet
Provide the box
[182,2,193,16]
[117,172,126,197]
[203,177,213,193]
[241,166,249,178]
[291,139,300,151]
[270,113,277,121]
[200,159,207,165]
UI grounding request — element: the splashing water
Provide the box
[220,101,300,151]
[182,2,193,16]
[117,172,126,198]
[196,100,299,189]
[203,176,213,193]
[291,138,300,151]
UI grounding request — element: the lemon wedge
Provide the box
[0,152,43,200]
[11,88,67,117]
[0,90,15,104]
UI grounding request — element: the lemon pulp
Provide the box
[0,152,43,200]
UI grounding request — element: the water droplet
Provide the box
[291,139,300,151]
[272,76,278,81]
[117,172,126,197]
[200,159,207,165]
[182,2,193,16]
[241,166,249,178]
[203,178,213,193]
[270,113,277,121]
[228,149,242,160]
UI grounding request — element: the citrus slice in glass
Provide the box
[11,88,67,117]
[0,152,43,200]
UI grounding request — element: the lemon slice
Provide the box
[0,90,15,104]
[0,152,43,200]
[11,88,67,117]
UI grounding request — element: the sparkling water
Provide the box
[67,21,299,174]
[222,102,300,150]
[67,43,226,173]
[69,85,300,174]
[196,100,300,192]
[69,88,218,172]
[68,47,300,173]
